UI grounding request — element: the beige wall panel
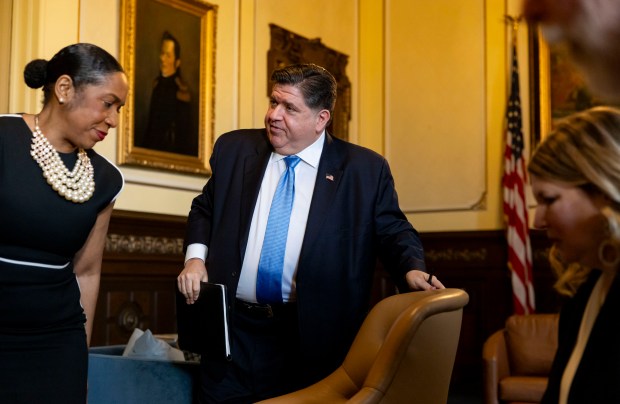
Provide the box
[9,0,79,113]
[4,0,521,230]
[386,0,486,214]
[249,0,358,140]
[0,0,12,113]
[358,0,384,154]
[407,0,509,231]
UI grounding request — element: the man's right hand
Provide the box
[177,258,208,304]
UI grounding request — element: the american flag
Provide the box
[503,43,535,315]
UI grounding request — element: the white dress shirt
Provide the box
[185,132,325,303]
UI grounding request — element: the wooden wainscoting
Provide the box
[92,210,560,398]
[91,209,187,346]
[419,230,560,397]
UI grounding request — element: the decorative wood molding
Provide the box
[267,24,351,141]
[116,301,147,333]
[105,234,184,255]
[425,247,488,263]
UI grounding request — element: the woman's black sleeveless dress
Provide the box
[0,115,123,403]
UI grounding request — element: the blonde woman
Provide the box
[529,106,620,403]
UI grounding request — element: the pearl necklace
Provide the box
[30,115,95,203]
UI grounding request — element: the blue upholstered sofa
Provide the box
[88,345,200,404]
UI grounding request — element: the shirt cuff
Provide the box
[185,243,207,264]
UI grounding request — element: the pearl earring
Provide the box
[59,98,65,104]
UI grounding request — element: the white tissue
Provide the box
[122,328,185,362]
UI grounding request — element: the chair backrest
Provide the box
[504,314,559,376]
[482,313,559,404]
[258,288,468,404]
[346,288,469,404]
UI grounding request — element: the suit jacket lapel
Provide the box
[300,133,344,258]
[239,132,271,256]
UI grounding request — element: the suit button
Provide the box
[232,272,237,277]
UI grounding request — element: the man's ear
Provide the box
[54,75,75,104]
[316,109,331,133]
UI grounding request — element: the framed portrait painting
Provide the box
[528,25,600,150]
[118,0,217,175]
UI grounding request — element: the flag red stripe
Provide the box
[503,43,535,315]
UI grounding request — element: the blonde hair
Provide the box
[528,106,620,296]
[546,245,589,296]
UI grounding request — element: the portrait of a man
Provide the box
[132,0,201,158]
[139,31,197,156]
[118,0,217,174]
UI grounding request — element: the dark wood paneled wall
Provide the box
[420,230,560,396]
[92,210,186,346]
[94,209,560,397]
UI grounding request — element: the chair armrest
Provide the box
[482,329,510,404]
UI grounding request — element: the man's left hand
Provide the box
[405,269,445,290]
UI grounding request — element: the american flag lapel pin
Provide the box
[325,173,334,182]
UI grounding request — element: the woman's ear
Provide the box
[54,75,75,105]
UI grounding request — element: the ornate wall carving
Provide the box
[267,24,351,141]
[106,234,184,255]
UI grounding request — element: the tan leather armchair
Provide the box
[483,314,559,404]
[258,288,469,404]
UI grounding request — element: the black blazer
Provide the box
[185,129,425,381]
[542,270,620,403]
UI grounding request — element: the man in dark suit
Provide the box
[177,63,443,403]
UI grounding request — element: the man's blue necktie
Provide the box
[256,155,301,304]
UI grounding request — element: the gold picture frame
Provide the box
[118,0,217,175]
[529,25,599,150]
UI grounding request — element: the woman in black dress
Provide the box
[529,107,620,403]
[0,43,128,403]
